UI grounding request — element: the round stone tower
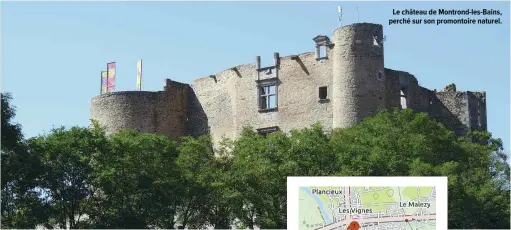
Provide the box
[331,23,386,128]
[90,91,160,135]
[90,79,189,141]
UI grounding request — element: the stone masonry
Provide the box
[90,23,487,144]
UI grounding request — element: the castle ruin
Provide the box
[90,23,487,144]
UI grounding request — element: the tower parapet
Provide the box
[90,79,189,141]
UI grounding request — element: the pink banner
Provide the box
[107,62,116,92]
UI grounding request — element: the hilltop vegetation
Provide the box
[2,92,509,229]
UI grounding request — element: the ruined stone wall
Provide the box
[429,91,470,135]
[185,89,209,138]
[423,83,487,136]
[383,69,488,135]
[190,50,334,144]
[384,68,433,113]
[332,23,386,128]
[90,80,189,141]
[384,68,401,109]
[467,91,487,132]
[413,86,433,113]
[188,72,238,142]
[399,72,420,111]
[158,80,189,140]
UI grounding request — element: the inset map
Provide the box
[298,186,436,230]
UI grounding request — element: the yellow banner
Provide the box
[108,69,116,78]
[136,60,142,90]
[101,71,108,94]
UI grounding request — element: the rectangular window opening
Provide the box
[259,84,277,110]
[260,96,268,109]
[319,46,327,58]
[319,86,328,100]
[377,71,383,81]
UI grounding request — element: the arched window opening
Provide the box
[400,89,408,109]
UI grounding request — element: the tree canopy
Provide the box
[2,93,509,229]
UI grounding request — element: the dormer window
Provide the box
[313,35,332,61]
[319,46,327,59]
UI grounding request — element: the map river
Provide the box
[301,187,332,225]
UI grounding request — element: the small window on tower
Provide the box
[319,86,328,100]
[377,71,384,81]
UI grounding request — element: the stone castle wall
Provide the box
[429,90,487,135]
[89,22,488,143]
[467,92,487,132]
[190,50,334,143]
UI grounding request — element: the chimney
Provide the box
[274,52,280,66]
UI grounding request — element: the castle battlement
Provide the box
[90,22,487,143]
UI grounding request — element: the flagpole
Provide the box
[100,71,103,94]
[357,6,360,23]
[140,59,142,91]
[137,59,143,91]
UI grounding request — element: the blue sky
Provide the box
[2,1,509,152]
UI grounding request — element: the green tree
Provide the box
[227,129,285,229]
[175,135,233,229]
[3,91,509,230]
[1,93,49,228]
[183,138,235,229]
[227,124,340,229]
[226,109,509,229]
[29,123,109,228]
[227,129,273,229]
[331,109,510,228]
[88,130,181,228]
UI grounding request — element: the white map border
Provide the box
[287,176,448,229]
